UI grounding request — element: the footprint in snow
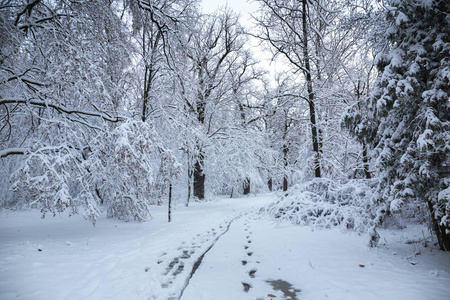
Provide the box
[164,258,180,275]
[242,282,252,292]
[249,269,257,278]
[180,250,191,259]
[172,262,184,276]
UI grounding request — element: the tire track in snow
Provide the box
[176,214,242,300]
[148,221,229,299]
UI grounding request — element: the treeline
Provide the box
[0,0,448,249]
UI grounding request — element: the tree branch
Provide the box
[0,99,123,123]
[0,147,28,158]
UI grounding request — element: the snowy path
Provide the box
[0,194,271,300]
[181,212,450,300]
[1,194,450,300]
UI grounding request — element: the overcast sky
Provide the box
[201,0,259,27]
[200,0,285,78]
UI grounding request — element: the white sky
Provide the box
[201,0,260,27]
[200,0,287,80]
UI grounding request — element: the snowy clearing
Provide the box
[1,194,449,300]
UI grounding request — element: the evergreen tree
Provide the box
[367,0,450,249]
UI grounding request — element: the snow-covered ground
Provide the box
[1,193,449,300]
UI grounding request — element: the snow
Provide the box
[1,194,449,300]
[395,12,408,26]
[390,198,403,212]
[0,147,28,158]
[264,179,377,233]
[417,129,434,150]
[419,0,434,9]
[439,186,450,202]
[389,49,405,68]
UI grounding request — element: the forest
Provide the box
[1,0,449,253]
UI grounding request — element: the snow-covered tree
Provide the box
[366,0,450,250]
[262,75,309,190]
[91,120,181,222]
[1,0,129,211]
[183,9,264,200]
[341,0,389,179]
[255,0,340,179]
[0,0,184,222]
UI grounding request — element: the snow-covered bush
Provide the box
[10,119,181,224]
[91,120,181,222]
[264,178,378,232]
[11,144,92,219]
[205,126,271,197]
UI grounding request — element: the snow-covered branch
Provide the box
[0,99,123,123]
[0,148,29,158]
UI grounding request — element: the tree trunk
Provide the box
[168,183,172,222]
[302,0,321,178]
[283,144,289,191]
[142,63,155,122]
[243,178,250,195]
[283,177,288,192]
[141,27,161,122]
[356,78,371,180]
[427,200,450,251]
[142,66,150,122]
[239,102,251,194]
[186,181,191,206]
[186,164,192,207]
[439,226,450,251]
[193,151,205,200]
[193,58,207,199]
[362,142,371,179]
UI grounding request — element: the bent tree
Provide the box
[0,0,180,222]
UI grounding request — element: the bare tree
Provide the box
[254,0,339,178]
[184,9,246,199]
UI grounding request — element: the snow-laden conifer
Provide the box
[367,0,450,249]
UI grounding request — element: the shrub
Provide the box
[264,178,378,232]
